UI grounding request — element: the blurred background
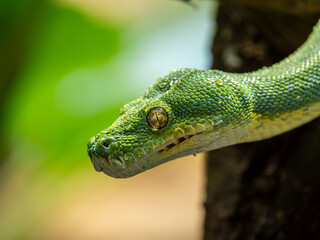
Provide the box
[0,0,216,239]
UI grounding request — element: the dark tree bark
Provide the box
[204,2,320,240]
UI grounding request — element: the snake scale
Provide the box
[87,19,320,178]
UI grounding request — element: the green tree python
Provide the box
[87,19,320,178]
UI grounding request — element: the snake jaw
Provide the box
[87,122,215,178]
[89,153,103,172]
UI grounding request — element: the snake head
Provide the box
[87,68,253,178]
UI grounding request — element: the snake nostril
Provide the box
[102,141,109,149]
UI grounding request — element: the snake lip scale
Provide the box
[88,19,320,178]
[89,130,201,178]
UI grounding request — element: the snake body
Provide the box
[87,19,320,178]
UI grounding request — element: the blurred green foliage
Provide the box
[2,1,125,172]
[0,1,213,238]
[0,1,128,237]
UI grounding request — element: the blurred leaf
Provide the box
[4,4,121,171]
[0,0,47,165]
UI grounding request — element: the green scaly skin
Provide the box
[87,20,320,178]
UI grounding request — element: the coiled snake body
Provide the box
[87,19,320,178]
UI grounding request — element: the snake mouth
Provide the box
[158,134,195,154]
[89,152,127,176]
[88,119,218,178]
[89,132,198,178]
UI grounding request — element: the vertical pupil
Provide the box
[148,108,168,129]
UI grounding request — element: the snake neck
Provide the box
[237,20,320,142]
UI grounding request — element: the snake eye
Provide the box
[147,108,168,129]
